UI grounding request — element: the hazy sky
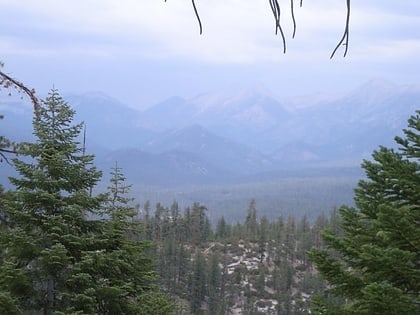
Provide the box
[1,0,419,109]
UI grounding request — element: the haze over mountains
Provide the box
[1,79,419,221]
[81,79,419,184]
[2,79,419,187]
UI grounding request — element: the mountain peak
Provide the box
[191,83,273,110]
[345,79,398,107]
[351,78,397,95]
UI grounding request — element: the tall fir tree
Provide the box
[245,199,257,242]
[65,162,173,314]
[0,90,172,314]
[309,111,420,315]
[1,89,104,314]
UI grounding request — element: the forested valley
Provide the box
[1,79,419,313]
[141,198,339,314]
[0,87,335,314]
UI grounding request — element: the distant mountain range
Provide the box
[2,79,419,186]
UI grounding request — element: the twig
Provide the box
[0,69,40,117]
[269,0,286,54]
[0,67,40,164]
[291,0,296,38]
[164,0,202,35]
[192,0,202,35]
[330,0,350,59]
[0,148,15,166]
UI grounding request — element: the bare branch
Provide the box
[269,0,286,54]
[0,69,40,117]
[165,0,202,35]
[191,0,202,35]
[0,149,15,166]
[163,0,350,58]
[291,0,297,38]
[0,65,40,164]
[330,0,350,59]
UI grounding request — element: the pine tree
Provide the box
[309,111,420,315]
[189,250,207,314]
[215,215,229,240]
[258,215,269,263]
[190,202,209,246]
[0,90,173,314]
[296,214,312,267]
[245,199,257,242]
[207,252,222,315]
[0,89,105,314]
[65,162,173,314]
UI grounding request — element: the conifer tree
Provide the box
[190,202,210,246]
[189,250,207,314]
[0,89,105,314]
[0,90,173,314]
[207,252,222,315]
[65,162,173,314]
[309,111,420,315]
[245,199,257,242]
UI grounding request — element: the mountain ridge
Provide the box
[2,79,419,186]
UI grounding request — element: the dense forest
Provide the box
[1,76,419,314]
[141,198,339,314]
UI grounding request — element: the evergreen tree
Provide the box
[296,214,312,267]
[65,162,173,314]
[143,200,153,240]
[258,215,269,263]
[215,215,230,240]
[190,202,210,246]
[284,215,297,264]
[0,90,172,314]
[207,252,222,315]
[309,111,420,315]
[189,250,207,314]
[1,89,105,314]
[245,199,258,241]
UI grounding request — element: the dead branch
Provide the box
[330,0,350,58]
[163,0,351,58]
[0,69,40,117]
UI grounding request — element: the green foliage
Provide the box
[1,89,105,313]
[0,89,173,314]
[150,198,334,315]
[188,250,207,314]
[309,111,420,315]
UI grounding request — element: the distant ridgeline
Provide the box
[1,80,418,220]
